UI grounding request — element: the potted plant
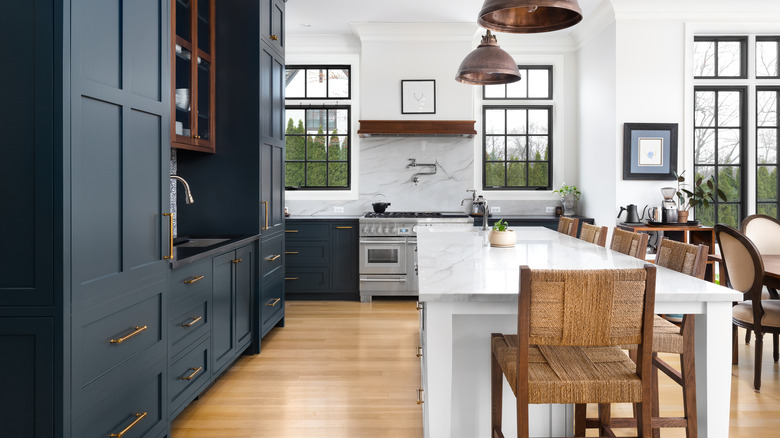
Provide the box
[674,170,727,223]
[553,183,581,216]
[488,219,516,247]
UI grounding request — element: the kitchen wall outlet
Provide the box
[334,206,344,213]
[546,207,555,213]
[490,206,501,213]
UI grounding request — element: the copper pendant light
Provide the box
[478,0,583,34]
[455,30,522,85]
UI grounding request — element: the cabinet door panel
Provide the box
[332,223,358,293]
[211,252,235,373]
[234,245,254,349]
[261,274,285,338]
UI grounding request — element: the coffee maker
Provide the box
[660,187,678,223]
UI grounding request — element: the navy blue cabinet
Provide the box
[286,219,359,300]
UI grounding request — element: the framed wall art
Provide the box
[401,79,436,114]
[622,122,678,180]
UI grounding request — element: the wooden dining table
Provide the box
[762,255,780,289]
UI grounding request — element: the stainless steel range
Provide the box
[358,212,473,302]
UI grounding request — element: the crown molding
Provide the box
[287,34,362,55]
[350,22,478,42]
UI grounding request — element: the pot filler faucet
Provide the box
[171,175,195,204]
[407,158,437,185]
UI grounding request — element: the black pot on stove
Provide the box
[371,194,390,213]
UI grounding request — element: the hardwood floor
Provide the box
[171,299,780,437]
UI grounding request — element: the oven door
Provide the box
[359,237,408,275]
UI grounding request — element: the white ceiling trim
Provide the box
[350,22,478,42]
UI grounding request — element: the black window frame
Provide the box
[482,105,553,191]
[284,65,351,100]
[284,105,352,190]
[756,36,780,79]
[692,86,748,227]
[482,65,553,100]
[756,86,780,217]
[693,36,748,80]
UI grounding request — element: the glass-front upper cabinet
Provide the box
[172,0,215,153]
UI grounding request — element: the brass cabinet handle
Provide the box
[109,412,148,437]
[266,254,281,261]
[109,326,148,344]
[416,388,424,405]
[180,366,203,381]
[232,258,243,264]
[416,302,424,311]
[261,201,269,230]
[416,346,423,358]
[266,298,281,307]
[285,277,298,281]
[270,34,278,41]
[336,226,353,229]
[285,229,298,233]
[194,135,201,139]
[182,316,202,328]
[164,213,173,259]
[285,251,299,255]
[184,275,204,284]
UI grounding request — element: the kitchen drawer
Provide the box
[72,359,165,438]
[169,257,212,304]
[72,281,164,400]
[284,268,329,292]
[261,273,285,337]
[261,235,284,276]
[285,241,328,266]
[169,296,210,360]
[285,221,329,240]
[169,337,210,419]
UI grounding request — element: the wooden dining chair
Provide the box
[557,216,579,237]
[610,228,649,260]
[578,223,608,247]
[741,214,780,344]
[715,223,780,392]
[491,265,657,438]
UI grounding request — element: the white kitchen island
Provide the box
[417,226,740,438]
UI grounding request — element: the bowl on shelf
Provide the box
[175,88,190,110]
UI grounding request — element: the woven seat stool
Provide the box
[610,228,649,260]
[491,265,657,438]
[579,222,608,247]
[557,216,579,237]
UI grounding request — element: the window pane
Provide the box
[718,166,742,202]
[306,135,326,160]
[197,59,211,140]
[328,136,348,161]
[305,109,327,134]
[485,163,505,187]
[507,162,526,186]
[485,110,505,134]
[695,165,716,182]
[717,129,741,164]
[307,163,327,186]
[286,110,305,134]
[306,69,327,98]
[718,203,740,228]
[328,163,348,187]
[485,136,506,160]
[757,166,777,202]
[529,136,548,160]
[328,109,349,134]
[757,40,779,77]
[484,84,505,98]
[528,162,548,187]
[758,129,777,164]
[758,91,777,127]
[285,69,305,98]
[506,136,526,161]
[694,40,715,77]
[328,69,350,98]
[694,128,716,164]
[285,134,305,160]
[528,110,548,134]
[506,109,527,134]
[758,203,777,218]
[285,162,305,187]
[695,91,715,127]
[718,41,742,77]
[528,69,550,98]
[718,92,741,127]
[506,73,527,98]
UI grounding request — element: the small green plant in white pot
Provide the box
[553,183,581,216]
[488,219,516,247]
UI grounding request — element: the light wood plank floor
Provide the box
[171,299,780,437]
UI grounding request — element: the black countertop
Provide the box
[169,234,260,269]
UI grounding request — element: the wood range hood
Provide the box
[357,120,476,138]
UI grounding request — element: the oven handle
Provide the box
[359,240,407,245]
[360,278,407,283]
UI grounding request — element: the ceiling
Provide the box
[287,0,606,36]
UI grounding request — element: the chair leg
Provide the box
[732,324,739,365]
[574,404,586,437]
[681,351,698,438]
[637,400,652,438]
[745,328,751,344]
[598,404,612,437]
[774,333,779,362]
[754,332,764,392]
[651,355,660,438]
[490,337,503,437]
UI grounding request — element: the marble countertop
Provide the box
[286,215,362,220]
[417,226,741,303]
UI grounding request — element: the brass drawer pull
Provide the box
[270,34,278,41]
[164,213,173,260]
[110,326,148,344]
[182,316,202,328]
[285,251,299,255]
[285,229,298,233]
[336,226,353,229]
[416,346,423,358]
[261,201,269,230]
[416,388,424,405]
[184,275,205,284]
[109,412,147,437]
[232,258,243,264]
[416,302,424,311]
[266,298,281,307]
[180,366,203,381]
[266,254,281,261]
[285,277,299,281]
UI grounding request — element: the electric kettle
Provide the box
[617,204,641,223]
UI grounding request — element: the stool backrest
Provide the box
[557,217,579,237]
[655,238,708,280]
[579,223,608,247]
[610,228,649,260]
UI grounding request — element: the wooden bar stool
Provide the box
[610,228,649,260]
[579,223,608,247]
[557,216,579,237]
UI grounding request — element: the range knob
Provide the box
[369,227,375,234]
[362,226,369,234]
[390,226,397,233]
[384,227,390,234]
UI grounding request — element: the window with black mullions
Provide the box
[483,66,552,99]
[693,87,747,227]
[285,66,350,99]
[757,87,780,217]
[756,37,780,79]
[693,36,747,79]
[483,106,552,190]
[285,106,350,189]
